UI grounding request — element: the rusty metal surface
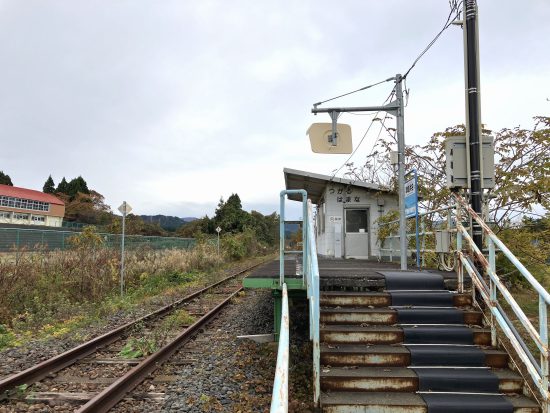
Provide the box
[321,367,417,392]
[321,325,404,345]
[321,292,390,307]
[0,261,265,395]
[321,308,397,325]
[321,391,427,413]
[321,366,523,394]
[321,291,471,308]
[320,344,410,367]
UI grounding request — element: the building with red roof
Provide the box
[0,184,65,227]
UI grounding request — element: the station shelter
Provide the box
[243,168,399,339]
[284,168,398,260]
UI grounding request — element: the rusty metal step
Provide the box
[320,367,523,394]
[320,344,508,368]
[320,325,491,345]
[320,307,482,325]
[320,391,540,413]
[320,291,471,307]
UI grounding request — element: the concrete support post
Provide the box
[395,74,407,270]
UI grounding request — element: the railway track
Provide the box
[0,260,268,412]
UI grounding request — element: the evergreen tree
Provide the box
[56,177,69,194]
[0,171,13,186]
[67,176,90,198]
[43,175,55,193]
[214,193,250,233]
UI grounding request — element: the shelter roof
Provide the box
[283,168,392,204]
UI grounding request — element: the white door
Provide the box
[344,208,369,259]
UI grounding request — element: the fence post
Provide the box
[456,204,463,293]
[16,229,20,260]
[539,295,549,405]
[421,216,426,268]
[487,237,497,346]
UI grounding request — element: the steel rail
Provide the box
[0,260,266,394]
[76,285,244,413]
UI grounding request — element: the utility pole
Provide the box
[463,0,483,250]
[395,74,407,270]
[311,74,408,270]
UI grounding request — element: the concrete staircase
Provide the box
[319,271,540,413]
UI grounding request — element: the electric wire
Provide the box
[329,88,396,182]
[320,1,462,183]
[402,0,463,79]
[366,112,393,159]
[313,77,395,108]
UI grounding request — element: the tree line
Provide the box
[1,171,279,245]
[176,193,279,246]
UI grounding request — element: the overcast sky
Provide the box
[1,1,548,218]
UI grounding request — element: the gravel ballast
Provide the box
[111,289,313,413]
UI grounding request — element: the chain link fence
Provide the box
[0,227,196,252]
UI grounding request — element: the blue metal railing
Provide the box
[453,194,549,410]
[377,205,454,269]
[305,199,321,407]
[379,194,549,410]
[270,283,289,413]
[271,191,320,412]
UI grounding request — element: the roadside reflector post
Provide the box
[216,226,222,255]
[118,201,132,297]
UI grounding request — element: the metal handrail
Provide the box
[453,193,549,408]
[377,193,549,408]
[306,200,321,407]
[279,190,307,286]
[272,192,320,411]
[376,204,455,266]
[270,283,289,413]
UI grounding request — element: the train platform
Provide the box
[243,256,463,291]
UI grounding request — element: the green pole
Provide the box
[273,289,282,341]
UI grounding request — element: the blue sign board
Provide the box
[405,169,420,268]
[405,174,418,218]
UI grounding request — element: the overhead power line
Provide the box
[403,0,463,79]
[329,88,396,181]
[313,77,395,108]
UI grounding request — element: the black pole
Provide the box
[465,0,483,250]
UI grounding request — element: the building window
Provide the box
[345,209,369,233]
[14,213,30,220]
[0,195,50,212]
[32,215,45,222]
[0,211,10,219]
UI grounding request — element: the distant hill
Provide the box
[140,215,197,232]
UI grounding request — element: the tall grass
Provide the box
[0,240,225,326]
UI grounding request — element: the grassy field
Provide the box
[0,228,273,350]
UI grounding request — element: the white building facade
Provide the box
[284,168,398,259]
